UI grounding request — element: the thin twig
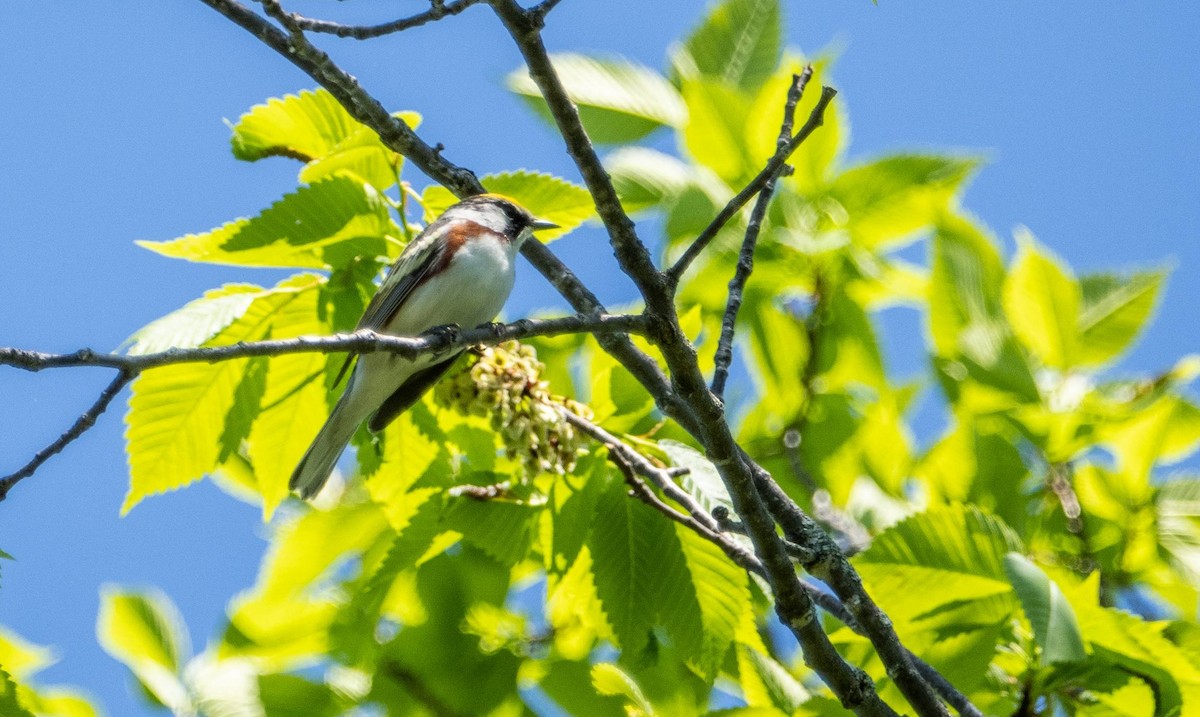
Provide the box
[528,0,566,25]
[667,86,837,288]
[281,0,485,40]
[0,315,647,374]
[711,68,811,399]
[0,371,133,501]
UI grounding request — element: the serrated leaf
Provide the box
[137,177,400,269]
[125,284,263,356]
[672,0,782,92]
[587,480,665,654]
[230,88,360,163]
[1003,554,1086,664]
[930,215,1039,406]
[681,78,756,186]
[829,154,980,250]
[673,524,749,678]
[0,668,34,717]
[1002,228,1081,368]
[1077,269,1167,366]
[298,111,421,191]
[97,586,192,714]
[123,275,322,514]
[509,54,685,144]
[659,439,734,515]
[422,171,593,243]
[443,497,541,566]
[853,505,1023,625]
[591,663,655,716]
[245,284,334,520]
[605,146,694,214]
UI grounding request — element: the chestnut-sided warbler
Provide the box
[289,194,557,499]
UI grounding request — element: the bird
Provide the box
[289,193,557,499]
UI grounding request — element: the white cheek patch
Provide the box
[453,205,508,234]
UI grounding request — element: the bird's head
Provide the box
[444,194,557,247]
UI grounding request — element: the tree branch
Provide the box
[0,371,133,502]
[666,85,837,288]
[711,68,811,399]
[0,314,643,500]
[0,314,645,374]
[278,0,486,40]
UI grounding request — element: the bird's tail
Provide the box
[289,387,364,500]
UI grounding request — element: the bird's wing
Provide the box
[331,216,457,386]
[357,214,457,331]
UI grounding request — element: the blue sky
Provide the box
[1,1,1197,714]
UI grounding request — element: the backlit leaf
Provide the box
[1002,229,1080,368]
[123,275,322,513]
[509,54,685,143]
[230,88,361,163]
[672,0,782,92]
[1077,269,1167,366]
[1003,554,1086,665]
[97,586,192,713]
[137,177,400,269]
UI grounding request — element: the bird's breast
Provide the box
[384,234,517,337]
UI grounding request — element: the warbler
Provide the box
[289,194,557,499]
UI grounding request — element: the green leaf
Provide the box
[591,663,656,716]
[258,673,347,717]
[605,147,695,214]
[1002,228,1081,368]
[96,586,192,713]
[443,496,542,566]
[829,154,980,250]
[1003,554,1086,665]
[508,54,685,144]
[587,479,669,654]
[1102,395,1200,480]
[681,78,756,186]
[0,669,33,717]
[537,660,627,717]
[136,177,400,269]
[422,171,593,243]
[1077,269,1167,366]
[659,439,734,516]
[230,88,361,163]
[672,0,782,92]
[124,283,264,356]
[930,215,1039,406]
[672,524,749,678]
[0,549,9,592]
[122,274,322,514]
[0,625,54,680]
[853,505,1023,625]
[1157,476,1200,585]
[244,283,334,520]
[298,111,421,191]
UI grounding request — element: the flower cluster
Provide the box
[435,341,592,476]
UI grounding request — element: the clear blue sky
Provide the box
[1,2,1197,714]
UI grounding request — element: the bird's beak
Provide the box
[531,218,559,232]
